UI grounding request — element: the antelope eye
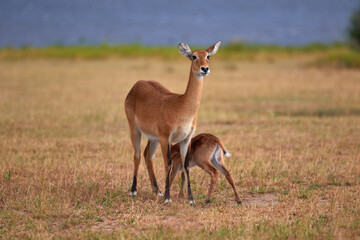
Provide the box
[192,55,197,60]
[207,55,210,60]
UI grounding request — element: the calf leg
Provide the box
[201,163,218,204]
[220,165,242,204]
[169,157,181,192]
[183,148,195,205]
[213,152,242,204]
[179,172,185,197]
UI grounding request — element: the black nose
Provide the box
[201,67,209,73]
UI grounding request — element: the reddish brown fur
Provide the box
[168,133,242,204]
[124,42,221,203]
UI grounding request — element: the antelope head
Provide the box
[178,41,221,79]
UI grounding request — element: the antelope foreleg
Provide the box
[160,141,173,203]
[184,148,194,204]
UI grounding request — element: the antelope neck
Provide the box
[180,68,204,114]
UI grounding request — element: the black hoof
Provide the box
[205,199,211,204]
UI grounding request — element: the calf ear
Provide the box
[206,41,221,56]
[178,43,193,60]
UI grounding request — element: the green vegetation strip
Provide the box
[1,43,360,68]
[313,48,360,68]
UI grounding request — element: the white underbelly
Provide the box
[171,122,193,143]
[141,130,159,142]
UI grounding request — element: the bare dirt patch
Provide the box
[90,218,121,232]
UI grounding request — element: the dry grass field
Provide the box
[0,56,359,239]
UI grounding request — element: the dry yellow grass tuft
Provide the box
[0,57,359,239]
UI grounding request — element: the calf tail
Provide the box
[215,138,231,158]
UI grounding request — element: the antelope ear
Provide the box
[178,43,192,60]
[206,41,221,56]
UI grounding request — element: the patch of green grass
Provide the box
[327,174,342,186]
[222,42,344,56]
[312,48,360,68]
[0,42,352,61]
[307,184,322,191]
[3,169,12,182]
[250,185,268,194]
[292,175,302,184]
[0,44,178,60]
[298,184,322,200]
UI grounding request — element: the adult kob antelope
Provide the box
[168,133,242,205]
[124,41,221,204]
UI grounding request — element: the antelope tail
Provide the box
[215,138,231,158]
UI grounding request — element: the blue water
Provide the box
[0,0,358,47]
